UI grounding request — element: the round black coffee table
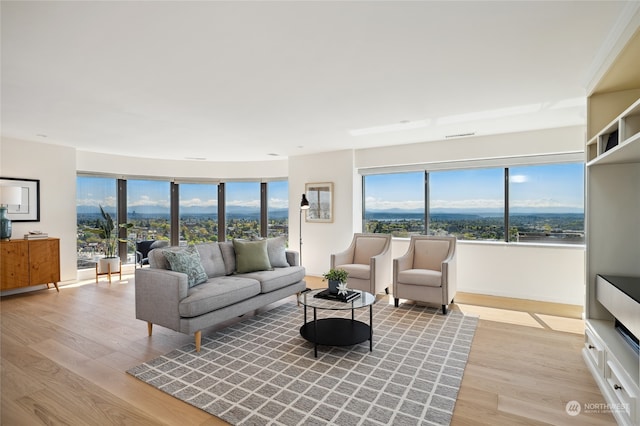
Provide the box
[297,289,376,358]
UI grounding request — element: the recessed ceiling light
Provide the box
[445,132,476,139]
[36,134,48,138]
[267,153,279,157]
[184,157,207,161]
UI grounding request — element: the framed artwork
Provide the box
[305,182,333,223]
[0,177,40,222]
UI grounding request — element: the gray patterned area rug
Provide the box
[127,301,478,426]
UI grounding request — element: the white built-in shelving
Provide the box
[587,98,640,165]
[583,27,640,426]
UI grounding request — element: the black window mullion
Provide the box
[171,182,179,246]
[218,183,226,241]
[117,179,127,263]
[504,168,510,243]
[260,182,267,237]
[424,171,429,235]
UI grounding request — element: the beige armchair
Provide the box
[393,235,457,314]
[330,233,392,295]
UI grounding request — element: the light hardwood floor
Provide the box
[1,274,616,425]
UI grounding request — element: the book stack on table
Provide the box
[314,289,361,303]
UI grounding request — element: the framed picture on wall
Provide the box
[0,177,40,222]
[305,182,333,223]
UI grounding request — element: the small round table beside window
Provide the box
[297,289,376,358]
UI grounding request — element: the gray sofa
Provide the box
[135,239,306,352]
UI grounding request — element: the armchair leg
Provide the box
[394,298,399,308]
[147,322,153,336]
[442,305,448,315]
[385,287,389,295]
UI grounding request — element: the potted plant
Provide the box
[323,268,349,295]
[89,205,133,273]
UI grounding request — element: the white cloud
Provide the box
[510,174,528,183]
[365,196,423,210]
[129,195,170,208]
[269,197,288,209]
[179,197,217,208]
[76,196,116,207]
[226,199,260,208]
[510,198,583,209]
[430,199,503,209]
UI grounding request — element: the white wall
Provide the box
[1,137,78,284]
[288,150,358,276]
[3,125,587,305]
[356,125,585,169]
[290,126,586,306]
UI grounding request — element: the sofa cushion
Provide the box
[163,246,208,288]
[397,269,442,287]
[219,241,236,275]
[178,276,261,317]
[233,239,272,273]
[240,265,305,293]
[195,243,226,278]
[266,236,289,268]
[149,245,181,270]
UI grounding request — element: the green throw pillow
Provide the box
[163,246,208,288]
[233,239,272,273]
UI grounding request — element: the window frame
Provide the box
[76,174,289,270]
[361,158,585,246]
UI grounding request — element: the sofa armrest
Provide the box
[331,248,353,269]
[441,254,457,302]
[370,247,392,294]
[285,250,300,267]
[394,251,413,274]
[135,268,189,332]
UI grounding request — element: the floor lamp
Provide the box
[299,194,309,265]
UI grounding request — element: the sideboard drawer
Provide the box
[585,328,605,375]
[605,359,638,422]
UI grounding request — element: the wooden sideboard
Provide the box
[0,238,60,292]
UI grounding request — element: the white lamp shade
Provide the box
[0,186,22,206]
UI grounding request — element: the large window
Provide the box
[179,183,218,245]
[429,168,504,240]
[363,172,425,237]
[225,181,261,240]
[76,176,117,268]
[509,163,584,244]
[267,181,289,239]
[362,162,584,244]
[77,176,289,270]
[127,179,171,260]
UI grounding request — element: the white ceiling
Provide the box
[0,1,635,162]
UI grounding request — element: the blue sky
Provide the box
[77,177,289,213]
